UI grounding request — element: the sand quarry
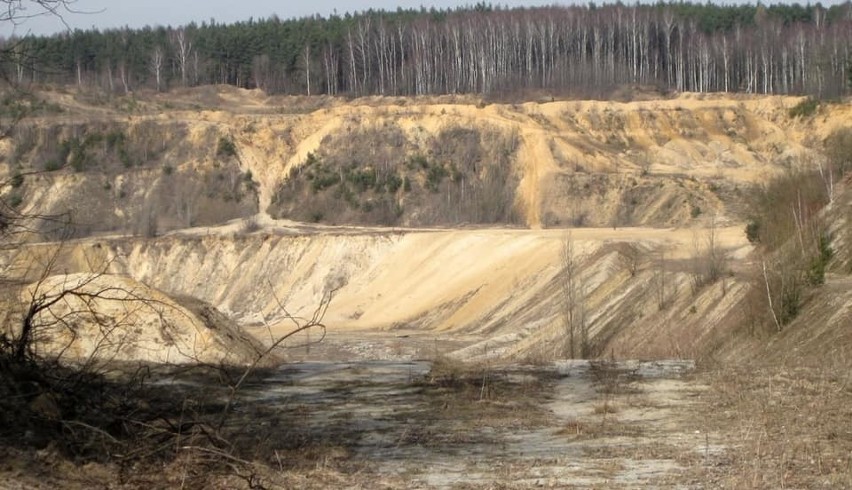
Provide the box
[2,88,852,488]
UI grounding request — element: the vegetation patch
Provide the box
[788,97,819,118]
[216,136,238,158]
[271,123,519,226]
[743,167,835,328]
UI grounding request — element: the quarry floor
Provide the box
[5,332,851,489]
[213,330,724,489]
[251,359,718,488]
[225,330,852,489]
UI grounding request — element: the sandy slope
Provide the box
[6,88,851,363]
[7,221,751,361]
[13,89,852,231]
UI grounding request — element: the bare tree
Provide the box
[689,214,728,294]
[560,232,588,358]
[251,54,270,92]
[149,45,164,92]
[653,249,671,311]
[0,0,78,26]
[216,280,337,430]
[4,247,159,365]
[170,27,192,87]
[302,43,311,96]
[0,1,80,239]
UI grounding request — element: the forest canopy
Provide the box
[2,1,851,98]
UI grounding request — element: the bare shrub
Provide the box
[653,250,672,311]
[0,240,337,487]
[824,126,852,177]
[240,215,261,234]
[703,367,852,488]
[744,168,833,330]
[133,200,159,237]
[689,215,728,294]
[560,232,589,358]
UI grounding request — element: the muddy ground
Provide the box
[232,358,716,488]
[4,332,850,489]
[181,330,723,488]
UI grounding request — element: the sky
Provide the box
[0,0,559,37]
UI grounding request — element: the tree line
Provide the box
[3,2,852,98]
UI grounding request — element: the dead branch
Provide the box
[216,286,337,431]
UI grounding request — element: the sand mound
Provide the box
[13,273,265,365]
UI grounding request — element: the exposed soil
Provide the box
[228,357,712,488]
[4,87,852,488]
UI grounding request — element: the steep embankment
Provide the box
[7,223,753,360]
[0,116,258,237]
[4,88,852,364]
[3,87,850,235]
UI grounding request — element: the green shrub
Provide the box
[745,220,760,244]
[83,132,104,147]
[70,147,87,171]
[119,148,133,168]
[10,173,23,188]
[348,168,376,192]
[807,232,834,286]
[304,152,319,166]
[788,98,819,118]
[216,137,238,158]
[385,174,402,193]
[310,170,340,193]
[426,164,448,192]
[8,193,22,208]
[408,154,429,170]
[55,137,88,172]
[106,130,126,150]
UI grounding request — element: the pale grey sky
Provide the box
[1,1,560,37]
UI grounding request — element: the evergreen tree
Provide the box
[2,2,850,98]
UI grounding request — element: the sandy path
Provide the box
[517,129,560,228]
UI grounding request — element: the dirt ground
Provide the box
[230,356,712,488]
[198,331,720,488]
[228,348,852,489]
[2,331,851,489]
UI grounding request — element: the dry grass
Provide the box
[693,365,852,488]
[593,401,619,414]
[557,419,644,440]
[589,360,642,395]
[417,357,558,432]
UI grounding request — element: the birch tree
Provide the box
[171,27,192,87]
